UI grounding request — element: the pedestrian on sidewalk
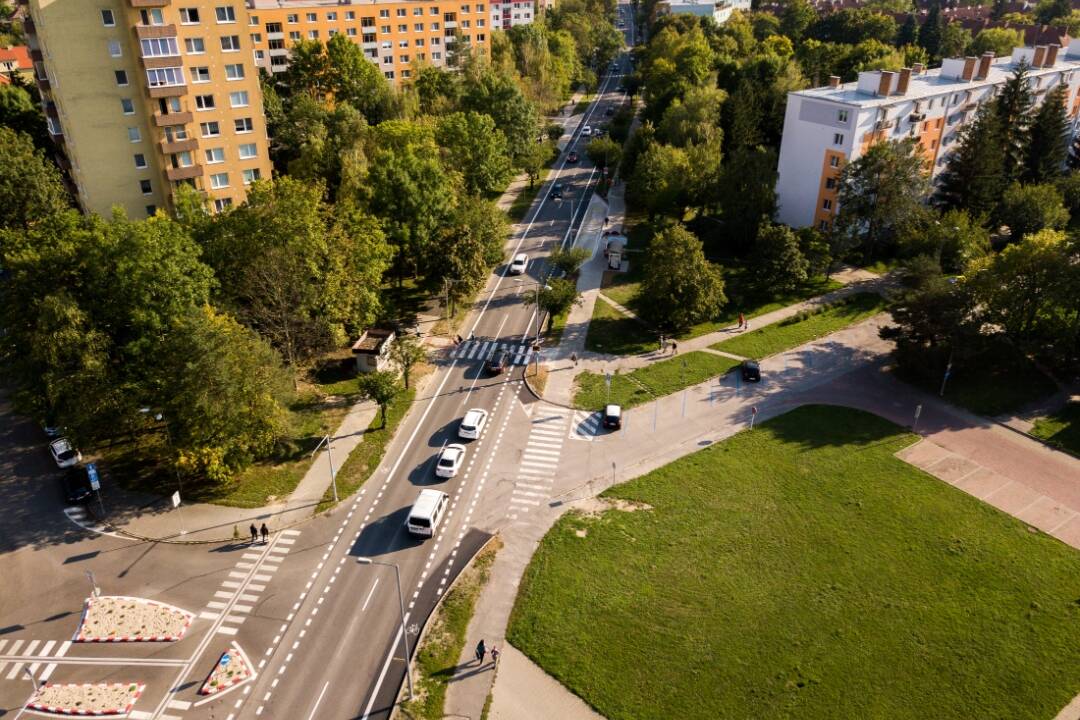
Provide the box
[491,646,501,667]
[249,524,258,544]
[475,639,486,664]
[571,352,578,367]
[659,334,666,353]
[738,312,744,330]
[260,523,269,543]
[671,341,678,355]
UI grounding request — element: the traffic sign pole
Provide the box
[750,406,758,430]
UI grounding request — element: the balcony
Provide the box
[154,110,192,126]
[44,101,58,119]
[23,17,35,33]
[268,31,284,40]
[148,84,186,98]
[142,55,182,69]
[268,47,289,56]
[166,164,202,181]
[130,0,171,7]
[30,49,43,62]
[136,24,177,39]
[161,138,197,153]
[37,75,50,90]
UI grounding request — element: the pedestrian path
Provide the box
[199,528,300,636]
[0,639,71,683]
[449,339,536,366]
[508,405,570,520]
[64,505,124,539]
[569,410,602,441]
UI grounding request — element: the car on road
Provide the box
[741,360,761,383]
[435,443,466,478]
[49,437,82,469]
[60,465,94,504]
[581,125,593,137]
[604,106,615,116]
[406,489,449,537]
[593,126,606,138]
[487,347,510,375]
[509,253,528,275]
[458,408,489,440]
[567,150,579,163]
[550,183,564,200]
[603,404,622,430]
[617,84,626,93]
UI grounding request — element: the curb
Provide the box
[28,682,145,716]
[75,596,194,643]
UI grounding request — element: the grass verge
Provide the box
[572,351,739,410]
[584,296,655,355]
[711,293,887,360]
[1030,403,1080,456]
[402,537,503,720]
[508,405,1080,720]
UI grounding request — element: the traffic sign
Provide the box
[86,463,100,491]
[605,372,612,388]
[751,406,758,415]
[914,404,922,420]
[171,491,181,508]
[220,653,231,667]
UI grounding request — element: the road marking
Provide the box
[5,662,23,680]
[167,700,192,710]
[216,627,238,636]
[24,640,39,656]
[222,581,242,589]
[306,680,331,720]
[232,604,253,614]
[200,611,220,620]
[207,601,227,609]
[40,663,57,681]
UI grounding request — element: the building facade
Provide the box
[776,42,1080,229]
[655,0,751,26]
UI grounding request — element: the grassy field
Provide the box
[507,405,1080,720]
[584,297,656,355]
[403,538,501,720]
[572,351,739,410]
[711,293,888,360]
[1029,402,1080,457]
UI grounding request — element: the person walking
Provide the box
[491,646,501,667]
[738,312,744,330]
[659,334,666,353]
[249,524,258,544]
[475,639,486,664]
[571,352,578,367]
[671,341,678,355]
[260,523,269,543]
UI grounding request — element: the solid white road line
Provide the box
[306,680,331,720]
[361,578,380,612]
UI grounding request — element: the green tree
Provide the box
[548,246,590,275]
[895,207,990,273]
[779,0,818,42]
[809,8,896,45]
[0,126,69,232]
[834,138,928,261]
[388,333,426,390]
[627,142,689,219]
[938,22,972,59]
[656,85,724,147]
[639,225,726,331]
[896,13,919,46]
[585,136,623,171]
[324,34,395,124]
[720,146,777,251]
[435,111,513,195]
[460,66,540,166]
[520,140,552,188]
[970,28,1023,58]
[525,277,580,326]
[1036,0,1071,24]
[1024,85,1070,184]
[0,83,48,149]
[751,223,809,294]
[1053,172,1080,214]
[797,227,833,277]
[997,182,1069,239]
[357,370,402,428]
[433,198,508,309]
[936,102,1006,217]
[919,2,944,59]
[996,61,1035,182]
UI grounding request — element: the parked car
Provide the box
[581,125,593,137]
[592,126,606,138]
[550,183,564,200]
[509,253,528,275]
[567,150,579,163]
[435,443,466,478]
[603,404,622,430]
[487,348,510,375]
[60,466,94,504]
[458,408,489,440]
[49,437,82,469]
[741,360,761,383]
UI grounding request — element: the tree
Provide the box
[435,111,513,195]
[548,246,590,275]
[970,28,1023,58]
[1036,0,1071,24]
[520,140,551,188]
[433,199,508,309]
[0,126,69,232]
[780,0,818,42]
[639,225,726,331]
[627,142,689,219]
[1024,84,1070,184]
[918,2,944,59]
[896,13,919,47]
[388,334,426,390]
[997,182,1069,239]
[797,227,833,277]
[991,0,1008,20]
[720,146,777,252]
[585,136,623,171]
[324,34,395,124]
[995,61,1035,182]
[936,102,1006,217]
[525,278,581,327]
[750,223,809,294]
[0,83,49,149]
[894,207,990,273]
[809,8,896,45]
[460,66,540,166]
[1054,172,1080,214]
[938,22,972,60]
[656,85,724,147]
[356,370,402,428]
[834,138,928,261]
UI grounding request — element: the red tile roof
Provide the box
[0,46,33,72]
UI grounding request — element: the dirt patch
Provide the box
[528,363,550,396]
[30,683,144,715]
[573,497,653,518]
[77,596,194,642]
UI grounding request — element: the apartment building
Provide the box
[248,0,507,82]
[19,0,272,218]
[655,0,751,26]
[776,41,1080,229]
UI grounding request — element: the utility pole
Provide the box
[311,435,338,504]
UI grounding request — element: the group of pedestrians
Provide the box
[475,639,501,668]
[248,523,269,544]
[657,335,678,355]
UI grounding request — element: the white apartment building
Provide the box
[776,42,1080,230]
[489,0,536,30]
[655,0,751,26]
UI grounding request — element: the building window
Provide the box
[825,177,836,190]
[402,68,411,78]
[400,54,409,63]
[180,7,200,23]
[477,19,484,27]
[397,24,407,32]
[190,66,210,83]
[398,39,408,47]
[234,117,254,133]
[140,179,153,195]
[430,6,439,14]
[287,13,298,23]
[121,98,135,114]
[415,38,425,46]
[833,133,844,145]
[414,22,423,30]
[147,67,184,87]
[384,70,395,79]
[250,14,258,24]
[201,121,221,137]
[432,51,442,59]
[289,31,301,40]
[362,16,375,26]
[328,29,338,36]
[380,25,391,33]
[210,172,230,189]
[462,4,471,11]
[107,40,122,57]
[346,11,355,19]
[220,35,241,51]
[396,7,406,16]
[215,6,236,23]
[250,32,261,42]
[127,127,141,142]
[308,29,319,39]
[101,9,115,26]
[134,153,147,168]
[238,142,258,159]
[214,198,232,212]
[382,55,392,64]
[205,147,225,164]
[477,32,484,41]
[347,27,357,36]
[229,90,249,107]
[432,37,441,45]
[414,6,423,14]
[818,220,828,231]
[837,109,848,122]
[327,11,336,20]
[224,63,245,80]
[379,9,389,17]
[306,11,317,21]
[175,150,194,167]
[242,168,261,184]
[822,198,832,210]
[165,125,188,142]
[139,8,164,25]
[829,155,840,167]
[185,37,205,53]
[195,94,215,110]
[142,37,179,57]
[462,19,470,27]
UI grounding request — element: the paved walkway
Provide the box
[487,646,605,720]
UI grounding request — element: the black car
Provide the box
[567,150,579,163]
[487,348,510,375]
[741,360,761,383]
[550,183,564,200]
[61,466,94,504]
[604,107,614,116]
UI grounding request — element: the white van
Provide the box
[406,489,450,537]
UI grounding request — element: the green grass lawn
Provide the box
[711,293,888,360]
[572,351,738,410]
[584,296,656,355]
[507,405,1080,720]
[1029,403,1080,457]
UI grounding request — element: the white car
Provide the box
[458,409,489,440]
[435,443,466,478]
[509,253,528,275]
[49,437,82,469]
[581,125,593,137]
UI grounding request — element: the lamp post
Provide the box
[311,434,338,504]
[139,407,187,535]
[357,557,414,700]
[13,666,41,720]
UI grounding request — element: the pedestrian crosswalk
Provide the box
[508,405,569,519]
[569,411,602,441]
[0,638,71,682]
[63,505,122,538]
[449,339,535,366]
[201,528,300,636]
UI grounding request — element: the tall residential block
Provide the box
[776,42,1080,230]
[20,0,273,217]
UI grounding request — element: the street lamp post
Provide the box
[312,434,339,504]
[13,666,41,720]
[357,557,414,701]
[139,408,187,535]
